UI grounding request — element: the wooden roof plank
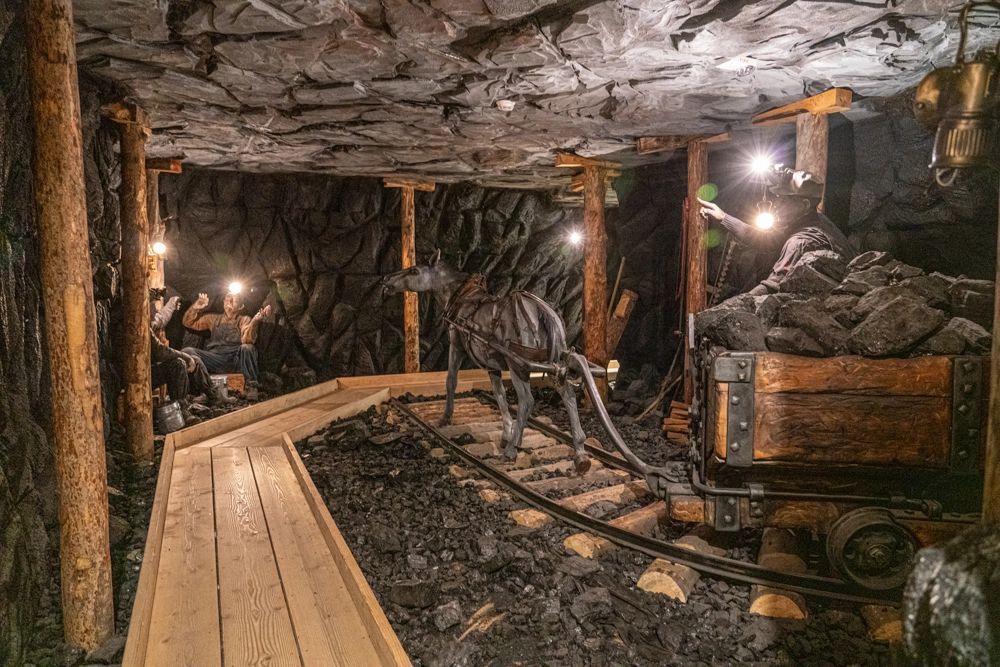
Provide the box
[752,88,853,126]
[383,177,435,191]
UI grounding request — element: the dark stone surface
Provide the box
[778,299,849,355]
[904,523,1000,667]
[848,297,945,357]
[778,263,839,296]
[949,279,995,330]
[914,326,966,356]
[797,250,849,282]
[835,266,891,296]
[71,2,1000,189]
[765,327,826,357]
[693,308,767,352]
[940,318,991,355]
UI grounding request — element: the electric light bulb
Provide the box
[568,230,583,245]
[152,241,167,255]
[751,155,771,174]
[228,281,243,295]
[754,211,776,230]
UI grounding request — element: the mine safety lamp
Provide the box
[914,1,1000,184]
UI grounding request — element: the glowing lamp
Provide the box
[151,241,167,255]
[754,211,776,230]
[750,155,771,175]
[228,281,243,295]
[568,230,583,245]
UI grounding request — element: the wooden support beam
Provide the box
[683,141,708,403]
[986,207,1000,522]
[796,112,830,210]
[582,165,610,399]
[383,177,435,192]
[606,289,637,357]
[145,157,182,173]
[25,0,114,651]
[569,170,620,193]
[400,186,419,373]
[109,108,154,462]
[752,88,852,127]
[636,132,731,156]
[637,525,724,602]
[749,528,809,619]
[554,152,621,170]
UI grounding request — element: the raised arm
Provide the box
[240,304,272,344]
[182,292,216,331]
[697,198,774,245]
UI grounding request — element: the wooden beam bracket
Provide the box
[383,177,435,192]
[636,132,731,156]
[554,152,622,170]
[145,157,183,173]
[101,101,149,132]
[752,88,853,126]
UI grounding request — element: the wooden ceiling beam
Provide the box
[554,152,622,170]
[383,177,435,191]
[635,132,731,156]
[752,88,853,127]
[145,158,182,173]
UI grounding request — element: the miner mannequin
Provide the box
[698,168,856,295]
[182,291,271,384]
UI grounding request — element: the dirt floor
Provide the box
[298,389,902,667]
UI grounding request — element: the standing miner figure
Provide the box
[698,167,857,296]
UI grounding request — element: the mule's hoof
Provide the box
[502,448,518,461]
[574,454,592,475]
[436,416,451,428]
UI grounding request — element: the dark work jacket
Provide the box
[719,210,857,292]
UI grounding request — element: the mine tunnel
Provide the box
[3,1,1000,665]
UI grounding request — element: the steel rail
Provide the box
[393,398,900,607]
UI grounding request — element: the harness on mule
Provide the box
[443,274,551,363]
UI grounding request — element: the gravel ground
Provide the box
[298,389,901,667]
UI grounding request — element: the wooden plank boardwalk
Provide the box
[124,370,493,666]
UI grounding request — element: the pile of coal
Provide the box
[695,250,993,358]
[903,523,1000,666]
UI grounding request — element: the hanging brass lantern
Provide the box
[914,1,1000,180]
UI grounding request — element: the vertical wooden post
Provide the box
[384,178,434,373]
[146,168,163,290]
[24,0,114,650]
[795,112,829,209]
[400,185,419,373]
[582,165,609,399]
[107,103,153,462]
[985,189,1000,522]
[683,141,709,403]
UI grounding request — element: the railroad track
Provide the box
[392,395,899,608]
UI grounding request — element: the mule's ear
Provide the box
[432,248,441,265]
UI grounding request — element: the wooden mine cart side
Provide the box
[687,352,985,564]
[707,353,987,472]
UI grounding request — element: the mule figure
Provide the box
[382,251,591,473]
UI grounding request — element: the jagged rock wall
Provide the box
[848,94,998,280]
[0,6,51,661]
[0,6,123,661]
[160,168,687,380]
[161,173,587,378]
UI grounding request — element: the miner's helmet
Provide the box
[767,167,825,201]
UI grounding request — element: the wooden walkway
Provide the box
[124,371,493,666]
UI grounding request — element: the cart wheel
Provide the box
[825,508,918,591]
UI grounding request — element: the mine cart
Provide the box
[691,351,984,590]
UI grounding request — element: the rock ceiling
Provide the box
[73,1,1000,189]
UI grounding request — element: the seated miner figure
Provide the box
[182,290,271,386]
[150,332,203,424]
[698,167,857,295]
[149,288,225,407]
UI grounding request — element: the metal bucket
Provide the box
[210,374,229,400]
[154,400,185,434]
